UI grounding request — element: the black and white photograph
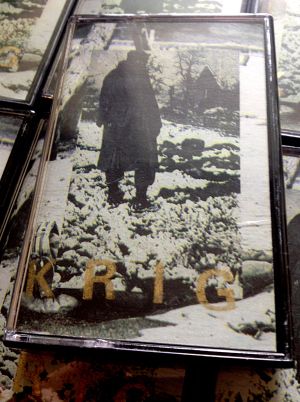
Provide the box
[258,0,300,133]
[76,0,247,14]
[214,148,300,400]
[0,125,45,391]
[5,16,290,361]
[0,0,73,104]
[215,365,300,401]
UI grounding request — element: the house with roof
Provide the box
[190,65,238,112]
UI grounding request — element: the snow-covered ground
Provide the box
[0,0,69,101]
[0,71,35,100]
[10,111,276,354]
[260,0,300,131]
[133,291,275,351]
[216,365,300,401]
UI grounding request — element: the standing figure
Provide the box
[97,50,162,210]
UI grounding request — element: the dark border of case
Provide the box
[0,109,46,254]
[0,0,77,110]
[282,143,300,378]
[4,14,293,367]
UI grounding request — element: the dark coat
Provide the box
[97,57,162,172]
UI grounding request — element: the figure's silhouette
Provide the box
[97,51,161,209]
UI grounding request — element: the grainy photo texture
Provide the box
[14,19,278,354]
[0,132,44,390]
[214,149,300,401]
[76,0,246,14]
[0,0,68,102]
[258,0,300,132]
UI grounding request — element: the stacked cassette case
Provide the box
[0,0,77,109]
[0,110,45,252]
[4,14,293,366]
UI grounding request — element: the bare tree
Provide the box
[176,50,203,111]
[148,55,164,95]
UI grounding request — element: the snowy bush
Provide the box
[0,3,22,16]
[0,18,35,49]
[185,196,241,275]
[203,107,239,135]
[278,13,300,99]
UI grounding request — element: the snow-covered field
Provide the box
[260,0,300,131]
[0,0,68,101]
[8,110,276,355]
[0,71,35,100]
[216,365,300,401]
[133,291,275,350]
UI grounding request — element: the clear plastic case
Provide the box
[0,0,77,108]
[4,14,293,366]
